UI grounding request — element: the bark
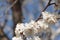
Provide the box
[7,0,23,36]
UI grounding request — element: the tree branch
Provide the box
[36,0,57,22]
[43,0,52,12]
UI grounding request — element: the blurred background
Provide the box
[0,0,60,40]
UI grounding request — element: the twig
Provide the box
[36,0,57,22]
[42,0,52,12]
[5,0,18,14]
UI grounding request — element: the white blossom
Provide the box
[12,23,25,40]
[15,23,25,36]
[37,20,49,30]
[34,36,41,40]
[12,36,23,40]
[42,11,57,24]
[23,26,34,37]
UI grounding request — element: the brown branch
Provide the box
[43,0,52,12]
[36,0,57,22]
[36,14,42,22]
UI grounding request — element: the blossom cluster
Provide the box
[42,11,57,24]
[12,11,58,40]
[12,20,49,40]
